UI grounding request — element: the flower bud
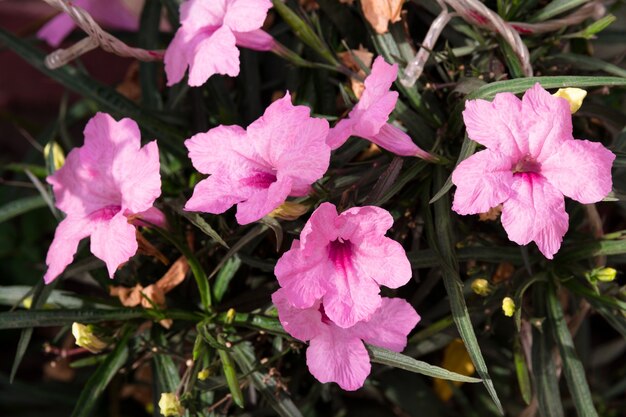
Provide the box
[593,267,617,282]
[269,201,310,221]
[43,141,65,171]
[471,278,491,296]
[71,323,107,353]
[158,393,183,417]
[553,88,587,113]
[197,368,210,381]
[502,297,516,317]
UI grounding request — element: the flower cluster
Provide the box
[272,203,420,390]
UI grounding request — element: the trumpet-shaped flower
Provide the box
[44,113,162,283]
[164,0,274,87]
[37,0,139,47]
[185,93,330,225]
[326,56,431,159]
[275,202,412,328]
[273,289,420,390]
[452,83,615,258]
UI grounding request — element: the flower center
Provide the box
[89,205,122,222]
[513,155,541,174]
[327,238,353,274]
[240,170,277,189]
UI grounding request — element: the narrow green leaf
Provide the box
[200,330,244,408]
[546,282,599,417]
[231,342,304,417]
[0,286,116,309]
[259,216,283,251]
[70,326,132,417]
[138,0,164,110]
[175,207,229,249]
[213,256,242,303]
[367,345,481,383]
[0,196,47,224]
[152,329,181,393]
[499,37,526,78]
[513,338,532,405]
[530,0,589,22]
[531,285,565,417]
[0,308,144,329]
[430,134,476,204]
[426,167,503,414]
[209,225,268,278]
[545,53,626,78]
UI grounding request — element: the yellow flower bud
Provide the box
[471,278,491,296]
[595,267,617,282]
[158,393,183,417]
[43,141,66,171]
[71,323,107,353]
[502,297,516,317]
[197,368,210,381]
[553,88,587,114]
[225,308,236,325]
[269,201,310,221]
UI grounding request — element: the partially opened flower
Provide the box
[273,289,419,390]
[44,112,162,283]
[275,202,412,328]
[327,56,431,159]
[164,0,274,87]
[452,83,615,258]
[37,0,139,47]
[185,93,330,225]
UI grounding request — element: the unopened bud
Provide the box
[198,368,210,381]
[43,141,65,171]
[269,201,310,221]
[553,88,587,113]
[471,278,491,296]
[158,393,183,417]
[502,297,516,317]
[72,323,107,353]
[588,267,618,282]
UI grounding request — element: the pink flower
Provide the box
[452,83,615,259]
[44,113,162,283]
[184,93,330,225]
[164,0,274,87]
[327,56,431,159]
[275,202,412,328]
[37,0,139,47]
[272,289,420,390]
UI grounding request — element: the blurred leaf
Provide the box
[175,207,229,249]
[531,285,565,417]
[232,342,304,417]
[138,0,164,110]
[70,326,132,417]
[513,338,532,405]
[546,282,599,417]
[368,345,481,383]
[200,329,244,408]
[0,196,47,225]
[259,216,283,251]
[0,308,144,329]
[544,53,626,78]
[0,286,116,309]
[153,328,181,397]
[213,256,242,303]
[530,0,589,22]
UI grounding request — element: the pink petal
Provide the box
[275,240,330,309]
[366,123,430,158]
[188,26,240,86]
[326,118,355,150]
[306,326,371,391]
[351,62,398,138]
[323,262,383,328]
[235,175,293,224]
[185,125,248,175]
[338,205,394,244]
[234,29,275,51]
[541,139,615,204]
[184,173,249,215]
[521,83,572,161]
[180,0,226,31]
[501,173,569,259]
[271,288,324,341]
[131,206,167,229]
[164,28,192,86]
[451,149,514,215]
[88,0,139,31]
[37,13,76,47]
[119,141,161,214]
[462,92,524,158]
[299,202,339,249]
[353,238,412,289]
[224,0,272,33]
[351,298,420,351]
[90,212,138,278]
[43,217,93,284]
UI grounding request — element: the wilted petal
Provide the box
[541,139,615,204]
[306,327,371,391]
[501,174,568,259]
[451,149,514,215]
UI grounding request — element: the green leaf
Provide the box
[367,345,481,383]
[175,207,229,249]
[430,134,476,204]
[546,282,599,417]
[513,338,532,405]
[0,286,116,309]
[213,256,242,303]
[199,329,244,408]
[530,0,589,22]
[425,167,503,414]
[544,53,626,78]
[0,196,47,224]
[138,0,164,110]
[231,342,304,417]
[0,308,145,329]
[152,329,181,395]
[70,326,133,417]
[531,285,565,417]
